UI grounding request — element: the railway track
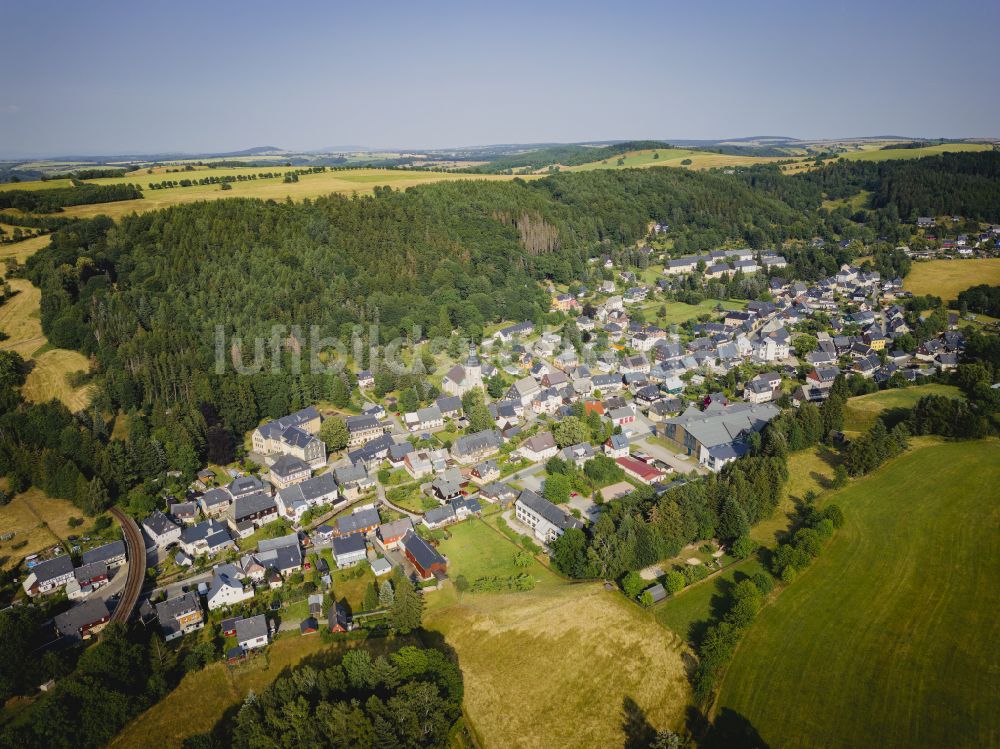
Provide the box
[108,507,145,625]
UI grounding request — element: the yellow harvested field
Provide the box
[0,488,80,570]
[0,277,93,409]
[839,142,991,162]
[425,582,690,748]
[565,147,785,172]
[4,168,522,221]
[904,258,1000,300]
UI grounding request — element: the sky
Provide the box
[2,0,998,158]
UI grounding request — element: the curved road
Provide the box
[107,507,145,625]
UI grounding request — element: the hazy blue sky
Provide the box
[2,0,998,157]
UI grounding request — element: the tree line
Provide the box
[0,183,142,213]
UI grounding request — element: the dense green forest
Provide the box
[465,140,673,173]
[0,183,142,212]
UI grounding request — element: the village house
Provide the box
[236,614,269,651]
[401,530,447,580]
[255,534,304,577]
[345,414,387,448]
[404,405,444,432]
[470,459,500,484]
[267,454,312,490]
[516,432,558,462]
[22,554,75,597]
[560,442,596,468]
[81,540,126,569]
[206,567,254,611]
[332,532,368,568]
[604,433,630,458]
[68,561,107,598]
[142,511,182,548]
[276,472,341,523]
[228,475,266,501]
[377,517,414,550]
[169,501,197,524]
[514,489,584,544]
[156,592,204,641]
[200,487,233,517]
[336,506,381,536]
[431,472,464,501]
[334,462,375,500]
[54,598,111,641]
[451,429,503,464]
[744,372,782,404]
[179,519,235,557]
[227,491,279,532]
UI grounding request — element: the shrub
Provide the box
[751,572,774,596]
[621,571,646,599]
[684,564,709,585]
[665,570,686,594]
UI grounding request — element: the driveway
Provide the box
[634,437,707,475]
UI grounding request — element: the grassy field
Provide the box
[821,189,871,211]
[0,487,81,571]
[717,439,1000,749]
[641,298,747,326]
[565,148,785,172]
[109,634,414,749]
[839,142,992,162]
[425,519,690,748]
[0,277,93,410]
[1,168,521,221]
[904,258,1000,301]
[843,383,963,433]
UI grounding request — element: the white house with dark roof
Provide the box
[206,568,254,611]
[22,554,75,596]
[515,432,557,462]
[332,532,367,568]
[236,614,269,650]
[142,510,182,548]
[514,489,584,544]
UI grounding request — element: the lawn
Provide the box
[425,578,690,749]
[903,258,1000,301]
[843,383,963,433]
[435,518,560,589]
[642,298,747,326]
[717,439,1000,749]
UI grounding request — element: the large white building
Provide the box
[514,489,584,544]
